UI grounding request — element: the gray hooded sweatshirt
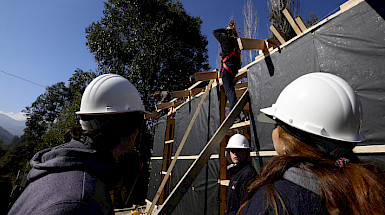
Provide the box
[8,140,117,215]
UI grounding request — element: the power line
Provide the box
[0,69,47,88]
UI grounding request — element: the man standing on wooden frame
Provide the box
[214,20,242,118]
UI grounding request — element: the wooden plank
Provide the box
[237,37,266,50]
[295,16,307,32]
[190,88,204,97]
[230,120,250,130]
[156,90,249,215]
[282,8,302,35]
[250,151,278,157]
[195,71,218,81]
[219,85,227,215]
[340,0,363,12]
[219,180,230,186]
[235,82,248,89]
[269,25,286,45]
[159,115,175,204]
[353,145,385,154]
[148,80,214,214]
[145,112,160,119]
[172,89,190,99]
[156,102,173,111]
[234,70,247,83]
[188,80,204,90]
[172,88,204,99]
[235,88,247,98]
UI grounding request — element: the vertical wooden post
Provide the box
[159,113,175,204]
[219,85,227,215]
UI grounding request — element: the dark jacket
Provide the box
[8,140,118,215]
[226,162,256,215]
[213,28,241,74]
[241,167,326,215]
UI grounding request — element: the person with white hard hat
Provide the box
[239,73,385,215]
[8,74,146,215]
[225,134,256,215]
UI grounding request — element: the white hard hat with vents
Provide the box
[260,72,365,143]
[226,134,250,149]
[76,74,145,115]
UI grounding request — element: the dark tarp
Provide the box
[171,85,221,215]
[173,85,221,155]
[147,85,221,215]
[248,1,385,155]
[147,115,167,202]
[152,115,168,157]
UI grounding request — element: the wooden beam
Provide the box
[145,112,160,119]
[295,16,307,32]
[219,85,227,215]
[148,81,214,214]
[235,88,247,98]
[353,145,385,154]
[234,82,248,89]
[282,8,302,35]
[234,70,247,83]
[155,102,173,111]
[340,0,363,12]
[159,115,175,204]
[156,90,249,215]
[269,25,286,45]
[172,88,204,99]
[172,89,190,99]
[230,120,250,130]
[188,80,204,90]
[195,71,219,81]
[237,37,266,50]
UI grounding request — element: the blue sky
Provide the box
[0,0,345,121]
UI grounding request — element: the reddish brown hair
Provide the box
[238,126,385,215]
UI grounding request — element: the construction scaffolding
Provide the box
[119,0,385,214]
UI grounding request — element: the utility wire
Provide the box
[0,69,47,88]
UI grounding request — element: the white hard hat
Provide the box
[226,134,250,149]
[76,74,145,115]
[260,72,365,142]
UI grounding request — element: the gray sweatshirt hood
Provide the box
[283,167,321,196]
[27,140,117,184]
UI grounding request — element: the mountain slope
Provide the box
[0,125,14,144]
[0,114,26,137]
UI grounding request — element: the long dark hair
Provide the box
[238,126,385,215]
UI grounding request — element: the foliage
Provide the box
[268,0,300,41]
[85,0,209,112]
[306,12,320,27]
[0,140,8,158]
[0,69,96,183]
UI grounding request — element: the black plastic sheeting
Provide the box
[147,85,221,215]
[173,85,221,156]
[248,1,385,155]
[152,115,168,157]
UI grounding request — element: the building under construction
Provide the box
[123,0,385,214]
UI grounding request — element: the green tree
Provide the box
[85,0,209,111]
[306,12,319,27]
[22,69,96,147]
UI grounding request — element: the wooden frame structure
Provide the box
[140,1,385,214]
